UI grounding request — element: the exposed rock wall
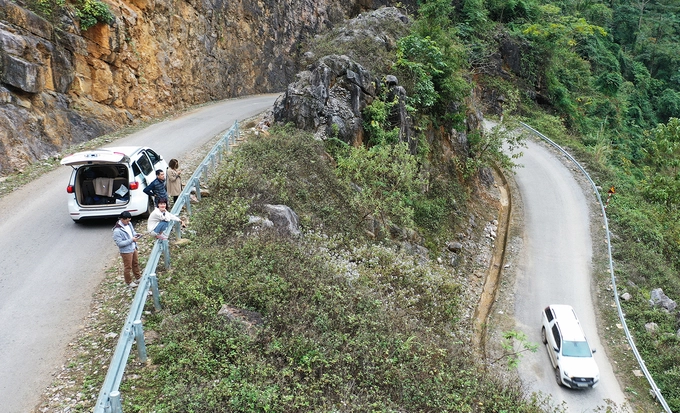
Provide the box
[0,0,417,175]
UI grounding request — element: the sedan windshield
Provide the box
[562,340,591,357]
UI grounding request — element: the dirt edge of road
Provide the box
[472,166,511,355]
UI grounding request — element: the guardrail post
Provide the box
[133,320,147,362]
[161,239,170,269]
[183,192,192,215]
[202,165,209,182]
[193,180,202,202]
[174,220,182,239]
[230,122,238,149]
[149,273,161,311]
[109,390,122,413]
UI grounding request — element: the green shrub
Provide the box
[362,97,401,146]
[206,126,361,237]
[74,0,114,30]
[334,141,425,230]
[27,0,114,30]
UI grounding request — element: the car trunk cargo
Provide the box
[75,164,130,206]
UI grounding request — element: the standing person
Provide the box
[112,211,142,287]
[147,198,186,240]
[143,169,168,207]
[166,158,182,204]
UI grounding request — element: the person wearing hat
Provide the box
[112,211,142,287]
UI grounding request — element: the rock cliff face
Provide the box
[0,0,417,175]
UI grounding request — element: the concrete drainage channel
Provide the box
[472,165,511,358]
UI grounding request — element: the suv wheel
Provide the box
[541,327,547,344]
[555,368,563,386]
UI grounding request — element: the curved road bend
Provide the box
[0,94,280,413]
[511,138,627,411]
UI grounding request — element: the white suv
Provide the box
[60,146,168,222]
[541,304,600,389]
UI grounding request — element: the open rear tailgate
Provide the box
[60,149,129,166]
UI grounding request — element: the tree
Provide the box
[492,330,538,369]
[463,122,525,179]
[641,117,680,209]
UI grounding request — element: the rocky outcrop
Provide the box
[300,6,411,74]
[264,204,300,236]
[384,74,416,153]
[270,6,415,147]
[0,0,418,175]
[272,54,378,144]
[247,204,300,236]
[650,288,677,312]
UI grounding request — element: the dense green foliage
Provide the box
[446,0,680,408]
[126,129,549,412]
[27,0,114,31]
[334,141,425,229]
[73,0,114,30]
[354,0,680,408]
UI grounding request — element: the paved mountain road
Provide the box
[511,138,628,411]
[0,94,279,413]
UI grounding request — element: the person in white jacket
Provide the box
[147,199,185,240]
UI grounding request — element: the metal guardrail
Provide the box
[520,122,671,412]
[93,121,240,413]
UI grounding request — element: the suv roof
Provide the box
[550,304,587,342]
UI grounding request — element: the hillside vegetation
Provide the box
[123,126,557,412]
[456,0,680,408]
[119,0,680,411]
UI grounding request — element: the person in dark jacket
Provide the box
[143,169,168,207]
[112,211,142,287]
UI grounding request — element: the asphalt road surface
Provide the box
[511,138,628,411]
[0,94,279,413]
